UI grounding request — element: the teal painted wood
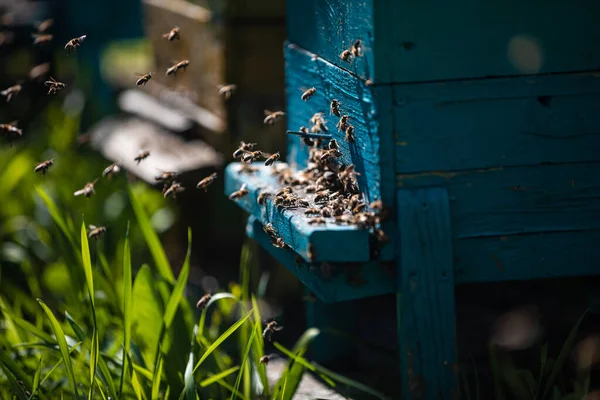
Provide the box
[397,163,600,239]
[225,164,371,263]
[287,0,600,84]
[394,72,600,173]
[245,216,395,302]
[396,188,457,399]
[455,230,600,284]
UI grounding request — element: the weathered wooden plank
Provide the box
[397,163,600,239]
[284,42,382,204]
[245,216,395,302]
[396,188,457,399]
[225,164,371,263]
[455,230,600,284]
[381,0,600,83]
[394,72,600,173]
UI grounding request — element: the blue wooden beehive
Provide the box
[225,0,600,398]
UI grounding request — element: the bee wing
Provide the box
[88,225,97,230]
[264,109,274,115]
[78,35,87,41]
[74,189,85,196]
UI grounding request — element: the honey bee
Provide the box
[374,228,389,243]
[88,225,107,239]
[339,49,352,63]
[370,200,383,211]
[34,159,54,175]
[320,207,333,217]
[307,243,316,262]
[229,184,249,200]
[232,141,257,158]
[314,192,330,203]
[0,121,22,146]
[29,63,50,81]
[196,293,212,310]
[351,39,362,57]
[134,150,150,164]
[241,150,263,164]
[74,180,98,198]
[259,354,275,365]
[297,198,310,208]
[135,72,153,87]
[263,319,283,341]
[162,26,180,41]
[328,139,339,150]
[218,84,236,101]
[35,18,53,33]
[153,170,177,182]
[257,191,271,205]
[330,99,341,117]
[337,115,349,131]
[345,125,355,142]
[64,35,86,53]
[301,87,316,101]
[194,172,216,192]
[32,33,53,45]
[102,163,121,178]
[1,84,21,102]
[308,217,326,225]
[264,152,280,166]
[264,223,278,238]
[44,77,66,95]
[304,207,319,215]
[263,110,285,125]
[273,236,289,249]
[163,181,185,199]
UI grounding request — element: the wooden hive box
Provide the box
[225,0,600,398]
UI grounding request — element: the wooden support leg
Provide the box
[397,188,458,399]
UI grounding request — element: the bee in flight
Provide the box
[32,33,53,45]
[218,84,236,101]
[29,63,50,81]
[229,184,249,200]
[166,60,190,76]
[163,181,185,199]
[35,18,53,33]
[154,169,177,182]
[45,77,66,95]
[74,180,98,198]
[0,121,22,146]
[88,225,107,239]
[102,163,121,179]
[1,83,21,102]
[196,293,212,310]
[264,152,280,166]
[196,172,217,192]
[262,320,283,341]
[162,26,180,41]
[263,110,285,125]
[65,35,86,54]
[34,159,54,175]
[135,72,153,87]
[134,150,150,164]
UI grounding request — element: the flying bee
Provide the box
[1,84,21,102]
[154,170,177,182]
[337,115,349,131]
[134,150,150,164]
[88,225,107,239]
[0,32,14,47]
[29,63,50,81]
[229,184,249,200]
[351,39,362,57]
[241,150,263,164]
[64,35,86,53]
[32,33,52,45]
[330,99,341,117]
[164,181,185,199]
[192,173,216,192]
[135,72,153,87]
[74,180,97,198]
[165,59,190,76]
[218,84,236,101]
[257,191,271,205]
[34,159,54,175]
[35,18,53,33]
[196,293,212,310]
[232,141,257,158]
[259,354,277,365]
[162,26,180,41]
[44,77,66,95]
[301,87,316,101]
[345,125,355,142]
[102,163,121,178]
[264,152,280,166]
[0,121,22,146]
[263,320,283,341]
[263,110,285,125]
[339,49,352,63]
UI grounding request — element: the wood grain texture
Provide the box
[455,230,600,284]
[225,163,371,263]
[381,0,600,83]
[397,163,600,239]
[396,188,457,399]
[394,72,600,173]
[245,216,395,302]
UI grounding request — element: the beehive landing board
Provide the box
[288,0,600,83]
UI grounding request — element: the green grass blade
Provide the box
[30,357,43,400]
[251,295,269,396]
[0,351,33,394]
[230,323,256,400]
[128,186,175,284]
[0,361,29,400]
[39,342,83,387]
[37,298,79,397]
[200,366,241,387]
[35,187,75,245]
[183,325,199,400]
[163,228,192,328]
[543,309,587,397]
[120,221,132,396]
[97,355,118,400]
[128,354,146,400]
[81,221,95,306]
[151,351,164,400]
[81,221,99,399]
[65,311,86,341]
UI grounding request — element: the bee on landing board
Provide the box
[339,49,352,63]
[301,87,316,101]
[196,172,217,192]
[134,150,150,164]
[34,159,54,175]
[74,180,97,198]
[44,77,66,95]
[64,35,86,54]
[1,84,21,102]
[330,99,341,117]
[88,225,107,239]
[162,26,180,41]
[351,39,362,57]
[135,72,153,87]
